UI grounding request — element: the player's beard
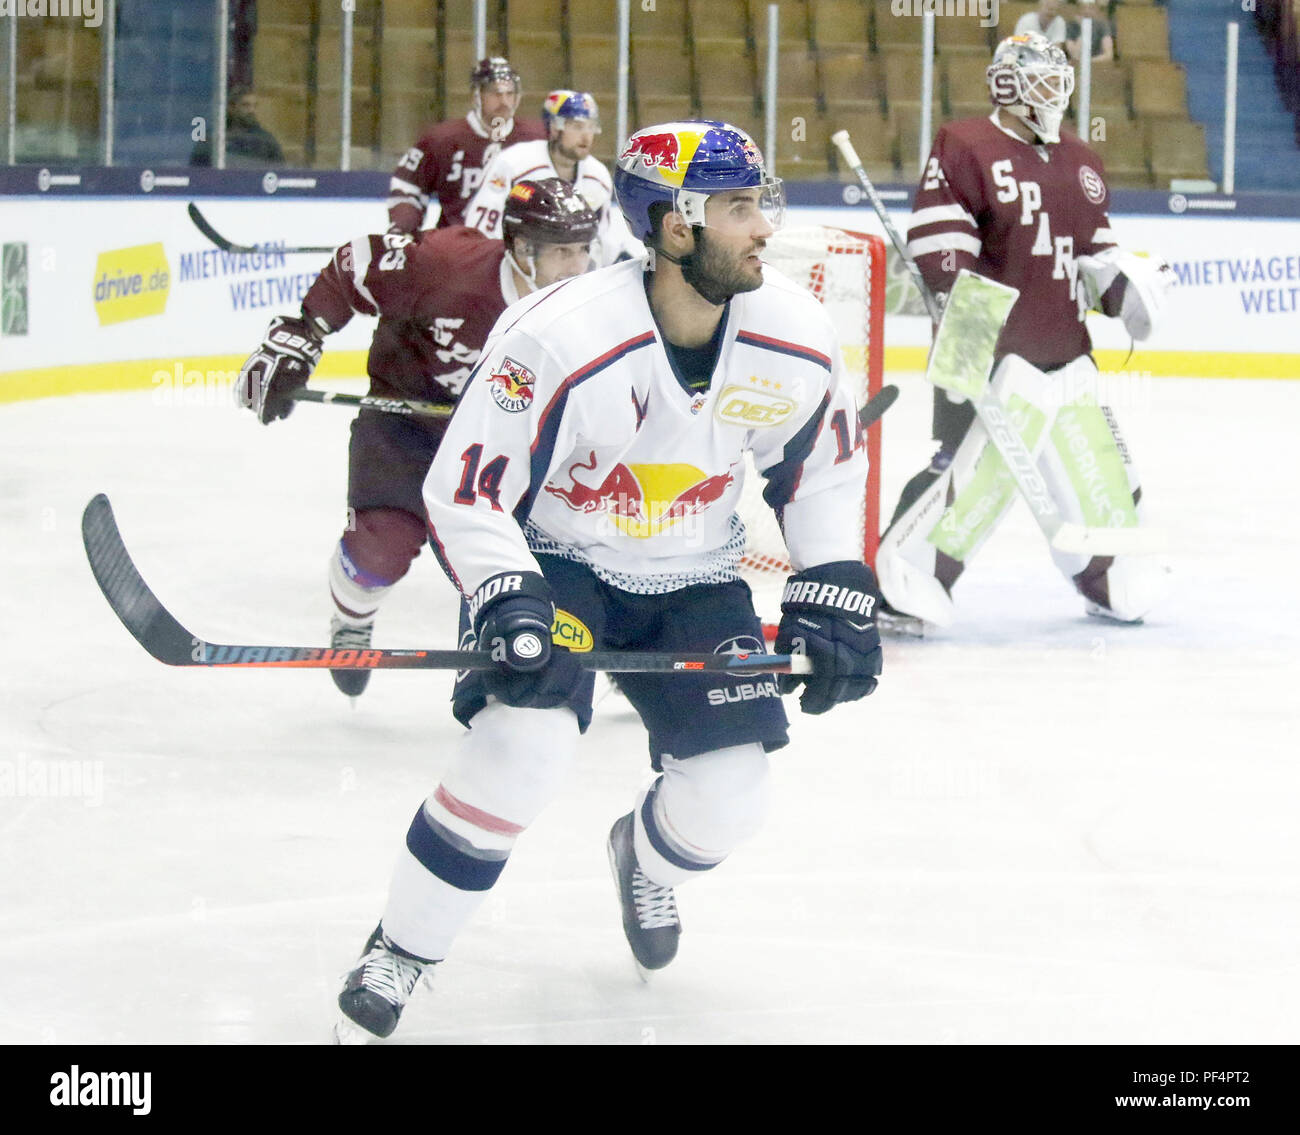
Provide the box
[555,135,590,165]
[680,229,766,306]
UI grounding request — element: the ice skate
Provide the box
[876,599,925,638]
[333,923,434,1043]
[1084,601,1144,626]
[329,614,374,698]
[606,812,680,979]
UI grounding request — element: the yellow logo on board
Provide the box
[92,243,170,325]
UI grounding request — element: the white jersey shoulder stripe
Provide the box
[910,203,978,230]
[908,232,983,258]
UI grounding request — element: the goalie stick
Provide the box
[290,383,901,428]
[830,131,1162,558]
[187,202,335,256]
[81,495,810,676]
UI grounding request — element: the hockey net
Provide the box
[741,226,886,632]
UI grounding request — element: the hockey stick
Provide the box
[81,494,810,675]
[830,132,1162,558]
[291,389,453,420]
[858,382,897,429]
[291,382,897,427]
[187,202,335,256]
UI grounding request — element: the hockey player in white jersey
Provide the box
[334,122,884,1043]
[464,89,644,266]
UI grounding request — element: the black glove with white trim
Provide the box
[235,314,324,424]
[774,560,883,715]
[470,571,581,709]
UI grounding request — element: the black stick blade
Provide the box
[186,202,251,253]
[82,494,201,665]
[858,383,899,429]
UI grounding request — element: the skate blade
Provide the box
[877,609,925,638]
[332,1015,378,1045]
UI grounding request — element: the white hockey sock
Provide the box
[328,539,393,625]
[380,703,580,961]
[632,744,770,888]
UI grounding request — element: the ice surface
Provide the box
[1,374,1297,1044]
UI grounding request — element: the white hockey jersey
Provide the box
[462,139,645,267]
[423,259,868,599]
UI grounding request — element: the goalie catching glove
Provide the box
[235,314,326,424]
[1075,247,1174,341]
[774,561,883,715]
[470,571,581,710]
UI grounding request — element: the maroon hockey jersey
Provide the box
[303,226,514,403]
[388,114,546,232]
[907,114,1118,368]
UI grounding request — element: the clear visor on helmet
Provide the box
[675,178,787,233]
[559,115,601,135]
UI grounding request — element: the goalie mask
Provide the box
[987,33,1075,144]
[613,121,786,245]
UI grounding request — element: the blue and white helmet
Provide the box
[613,120,785,244]
[541,90,600,134]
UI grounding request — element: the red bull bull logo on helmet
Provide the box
[543,451,737,539]
[487,357,536,413]
[619,126,706,189]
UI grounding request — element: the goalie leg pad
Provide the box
[632,744,771,887]
[380,702,580,960]
[877,356,1061,624]
[1035,358,1170,618]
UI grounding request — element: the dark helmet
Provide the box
[502,178,600,247]
[471,56,520,93]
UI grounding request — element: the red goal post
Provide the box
[741,225,887,629]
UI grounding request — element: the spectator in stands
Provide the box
[1014,0,1068,46]
[1065,0,1115,63]
[190,85,285,168]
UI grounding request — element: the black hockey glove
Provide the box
[235,314,324,424]
[470,571,581,710]
[774,560,883,715]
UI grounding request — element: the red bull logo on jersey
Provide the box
[619,127,706,188]
[487,357,536,413]
[543,451,736,539]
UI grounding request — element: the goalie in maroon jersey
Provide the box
[234,180,600,697]
[386,56,546,234]
[877,32,1174,628]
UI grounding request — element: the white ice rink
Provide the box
[1,372,1297,1045]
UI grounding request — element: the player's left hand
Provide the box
[235,314,324,424]
[470,570,582,710]
[774,560,883,715]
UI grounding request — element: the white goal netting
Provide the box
[742,225,886,627]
